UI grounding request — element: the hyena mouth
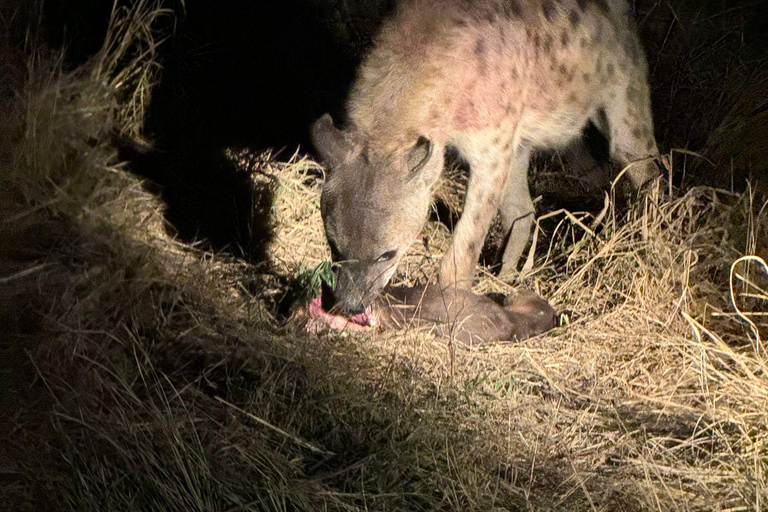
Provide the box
[307,272,373,330]
[307,296,374,331]
[307,266,377,331]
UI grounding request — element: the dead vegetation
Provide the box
[2,2,768,511]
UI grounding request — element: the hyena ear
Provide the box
[406,136,437,186]
[311,114,349,165]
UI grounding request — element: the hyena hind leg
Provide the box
[497,146,534,282]
[604,80,660,189]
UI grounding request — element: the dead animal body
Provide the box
[312,0,660,315]
[307,285,558,344]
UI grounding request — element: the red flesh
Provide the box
[307,297,373,331]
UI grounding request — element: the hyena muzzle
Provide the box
[312,0,660,315]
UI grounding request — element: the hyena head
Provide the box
[311,114,442,315]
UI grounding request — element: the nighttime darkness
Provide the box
[2,1,768,510]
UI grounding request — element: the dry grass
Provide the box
[240,147,768,511]
[3,2,768,512]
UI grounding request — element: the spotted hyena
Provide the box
[312,0,659,315]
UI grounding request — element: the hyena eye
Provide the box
[376,250,397,263]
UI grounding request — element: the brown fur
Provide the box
[313,0,659,314]
[374,285,557,344]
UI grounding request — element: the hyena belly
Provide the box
[312,0,658,314]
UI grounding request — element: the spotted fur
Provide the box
[312,0,659,313]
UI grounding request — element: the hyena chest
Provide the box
[516,107,595,148]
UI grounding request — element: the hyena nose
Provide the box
[321,280,366,316]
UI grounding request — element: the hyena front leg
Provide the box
[439,141,509,289]
[604,72,660,189]
[497,146,534,281]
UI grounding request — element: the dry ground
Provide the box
[2,2,767,511]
